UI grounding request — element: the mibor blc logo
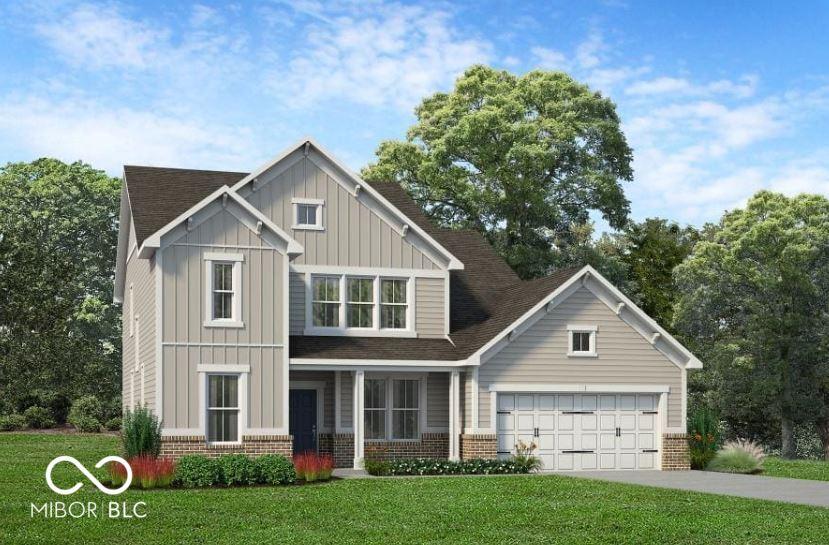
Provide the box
[32,455,146,519]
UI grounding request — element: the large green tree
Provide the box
[673,191,829,458]
[362,65,633,279]
[0,159,121,420]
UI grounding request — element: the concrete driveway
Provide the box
[564,470,829,508]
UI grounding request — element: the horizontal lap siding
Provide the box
[123,240,156,413]
[289,272,305,334]
[340,371,353,428]
[416,278,445,338]
[246,157,436,269]
[426,373,449,429]
[479,287,683,429]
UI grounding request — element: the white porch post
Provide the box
[449,370,460,460]
[353,370,365,469]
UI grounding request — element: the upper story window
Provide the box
[567,324,597,357]
[305,273,413,337]
[292,198,324,231]
[204,252,244,328]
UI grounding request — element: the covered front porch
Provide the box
[289,368,463,468]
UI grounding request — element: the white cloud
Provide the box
[626,74,758,98]
[270,3,492,110]
[575,31,604,69]
[531,46,569,70]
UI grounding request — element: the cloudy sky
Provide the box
[1,0,827,229]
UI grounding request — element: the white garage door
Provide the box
[496,393,660,470]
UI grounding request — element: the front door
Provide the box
[289,389,317,455]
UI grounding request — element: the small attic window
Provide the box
[567,324,597,357]
[292,198,324,231]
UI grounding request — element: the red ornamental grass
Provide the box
[109,455,175,489]
[293,452,334,482]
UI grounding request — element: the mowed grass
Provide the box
[764,456,829,482]
[1,433,828,544]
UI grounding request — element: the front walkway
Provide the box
[565,470,829,508]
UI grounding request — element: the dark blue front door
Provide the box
[289,389,317,454]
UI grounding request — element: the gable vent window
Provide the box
[292,198,324,230]
[567,325,598,357]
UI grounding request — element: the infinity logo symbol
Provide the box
[45,455,132,496]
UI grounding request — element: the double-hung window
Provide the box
[207,375,239,443]
[380,279,407,329]
[312,276,340,327]
[364,377,421,441]
[347,277,374,328]
[204,253,243,328]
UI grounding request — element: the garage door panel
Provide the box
[619,453,636,469]
[599,453,616,469]
[599,433,616,450]
[638,395,656,411]
[580,453,597,470]
[619,433,636,450]
[579,433,598,451]
[538,395,556,410]
[580,414,597,430]
[600,414,616,430]
[638,433,654,449]
[517,395,534,410]
[538,433,555,451]
[497,433,515,452]
[517,414,534,431]
[559,414,574,431]
[558,433,574,451]
[559,453,574,470]
[619,414,636,430]
[639,414,655,431]
[639,452,655,469]
[498,395,515,411]
[538,414,556,429]
[497,413,513,431]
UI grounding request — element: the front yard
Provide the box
[1,433,828,544]
[764,456,829,482]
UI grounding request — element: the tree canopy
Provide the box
[362,65,633,279]
[0,158,121,420]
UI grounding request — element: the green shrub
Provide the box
[105,417,122,431]
[174,455,219,488]
[364,458,531,476]
[707,439,765,474]
[217,454,259,485]
[688,407,721,469]
[23,406,56,429]
[122,407,161,458]
[0,414,27,431]
[255,455,296,485]
[68,396,103,432]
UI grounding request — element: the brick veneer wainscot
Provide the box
[661,433,691,470]
[365,433,450,462]
[318,433,354,468]
[460,434,497,460]
[160,435,293,459]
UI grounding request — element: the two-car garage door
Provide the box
[496,393,660,470]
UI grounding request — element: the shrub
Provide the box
[174,455,219,488]
[105,417,122,431]
[294,452,334,482]
[512,439,543,472]
[109,455,176,489]
[23,406,55,429]
[707,439,765,474]
[217,454,259,486]
[364,458,531,476]
[0,414,27,431]
[688,407,721,469]
[255,455,296,485]
[122,408,161,458]
[68,396,103,432]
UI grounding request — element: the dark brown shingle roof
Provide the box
[124,167,581,360]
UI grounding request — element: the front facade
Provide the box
[114,138,700,471]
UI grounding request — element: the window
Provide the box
[204,253,243,328]
[364,379,386,440]
[292,198,324,230]
[207,375,239,443]
[364,377,421,441]
[347,277,374,328]
[312,276,340,327]
[380,279,408,329]
[212,262,234,319]
[567,325,597,357]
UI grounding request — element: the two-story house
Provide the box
[113,138,700,470]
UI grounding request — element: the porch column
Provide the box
[353,370,365,469]
[449,370,460,460]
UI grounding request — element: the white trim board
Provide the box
[487,383,671,393]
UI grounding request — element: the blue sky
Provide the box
[1,1,827,230]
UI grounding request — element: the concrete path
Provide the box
[564,470,829,508]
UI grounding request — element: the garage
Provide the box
[496,393,660,470]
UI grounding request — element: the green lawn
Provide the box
[1,433,828,544]
[764,456,829,482]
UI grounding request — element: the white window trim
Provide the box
[567,324,597,357]
[292,197,324,231]
[203,253,244,328]
[198,365,250,445]
[363,373,426,443]
[304,272,415,337]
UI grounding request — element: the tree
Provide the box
[618,218,699,330]
[673,191,829,458]
[362,65,633,279]
[0,159,121,419]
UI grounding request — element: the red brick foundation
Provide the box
[662,433,690,470]
[318,433,354,468]
[364,433,450,461]
[460,434,497,460]
[160,435,293,459]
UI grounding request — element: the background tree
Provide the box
[673,191,829,458]
[0,159,121,421]
[362,65,633,279]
